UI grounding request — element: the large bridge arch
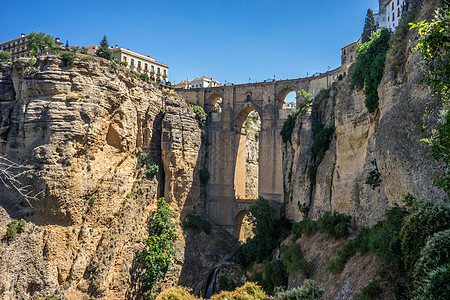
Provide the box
[175,67,344,235]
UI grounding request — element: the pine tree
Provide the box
[95,35,113,60]
[361,9,377,44]
[65,40,69,48]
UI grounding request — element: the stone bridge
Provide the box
[176,68,343,239]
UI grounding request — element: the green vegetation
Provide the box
[411,8,450,198]
[95,35,113,60]
[5,219,26,240]
[27,32,56,54]
[192,105,207,127]
[317,211,351,240]
[0,51,11,62]
[273,280,324,300]
[260,260,288,294]
[23,58,37,75]
[365,159,381,189]
[182,214,211,234]
[351,28,391,113]
[280,90,312,143]
[354,281,381,300]
[59,51,75,67]
[326,195,449,299]
[138,197,177,299]
[89,196,97,206]
[211,282,269,300]
[361,9,377,44]
[218,276,236,292]
[307,121,334,185]
[292,218,318,239]
[281,243,312,277]
[233,197,282,267]
[138,151,159,179]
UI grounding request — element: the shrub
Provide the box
[5,219,26,240]
[146,164,159,178]
[211,282,269,300]
[138,198,177,298]
[59,51,75,67]
[412,263,450,300]
[281,243,312,277]
[274,279,324,300]
[183,214,211,234]
[262,260,288,294]
[156,286,199,300]
[350,28,391,113]
[400,199,450,273]
[365,159,381,189]
[412,229,450,289]
[89,196,97,206]
[292,218,318,239]
[327,238,358,274]
[192,105,207,127]
[317,211,351,239]
[355,280,381,300]
[280,90,312,143]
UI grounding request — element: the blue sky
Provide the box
[2,0,377,89]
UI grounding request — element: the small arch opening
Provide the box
[283,91,297,109]
[233,210,255,242]
[206,94,223,113]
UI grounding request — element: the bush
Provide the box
[281,243,312,277]
[218,276,236,292]
[412,229,450,289]
[138,198,177,298]
[292,218,318,239]
[400,199,450,273]
[193,105,207,127]
[261,260,288,294]
[317,211,351,239]
[146,164,159,178]
[412,263,450,300]
[350,28,391,113]
[5,219,26,240]
[157,286,199,300]
[211,282,269,300]
[0,51,11,62]
[273,279,324,300]
[59,51,75,67]
[365,159,381,189]
[183,214,211,234]
[355,280,381,300]
[327,238,358,274]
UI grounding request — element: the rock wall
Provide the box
[0,56,224,299]
[282,7,446,225]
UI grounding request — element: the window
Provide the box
[393,12,395,21]
[157,67,160,74]
[151,65,154,72]
[392,2,394,10]
[388,16,390,22]
[131,59,134,67]
[145,63,148,71]
[398,8,400,17]
[123,56,127,62]
[138,61,141,69]
[163,70,166,76]
[397,0,399,5]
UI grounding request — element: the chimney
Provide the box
[115,45,118,48]
[21,33,25,38]
[55,38,60,43]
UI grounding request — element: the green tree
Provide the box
[65,39,69,48]
[0,51,11,62]
[361,9,377,43]
[27,32,56,54]
[95,35,113,60]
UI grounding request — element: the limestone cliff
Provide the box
[282,3,446,226]
[0,56,228,299]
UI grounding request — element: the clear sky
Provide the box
[2,0,378,88]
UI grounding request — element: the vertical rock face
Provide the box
[283,41,446,226]
[0,56,214,299]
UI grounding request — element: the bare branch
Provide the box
[0,155,43,207]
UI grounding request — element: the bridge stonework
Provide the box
[176,68,342,237]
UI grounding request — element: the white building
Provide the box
[190,76,221,88]
[376,0,406,32]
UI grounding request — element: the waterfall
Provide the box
[205,267,219,299]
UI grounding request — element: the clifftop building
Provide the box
[376,0,406,31]
[174,76,221,89]
[85,45,169,82]
[0,33,62,60]
[341,38,361,65]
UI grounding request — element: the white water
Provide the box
[205,267,219,299]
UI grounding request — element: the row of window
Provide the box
[387,8,401,23]
[122,56,167,76]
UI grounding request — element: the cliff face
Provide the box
[0,56,222,299]
[282,26,446,226]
